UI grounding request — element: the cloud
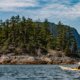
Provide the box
[0,0,80,20]
[0,0,38,11]
[34,1,80,19]
[20,1,80,20]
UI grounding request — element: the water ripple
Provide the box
[0,65,79,80]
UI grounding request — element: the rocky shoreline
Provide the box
[0,55,79,64]
[0,50,79,64]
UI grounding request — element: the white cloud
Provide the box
[0,0,38,11]
[0,0,80,20]
[18,1,80,20]
[37,2,80,19]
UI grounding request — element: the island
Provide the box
[0,15,80,64]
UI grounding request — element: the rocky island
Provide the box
[0,15,80,64]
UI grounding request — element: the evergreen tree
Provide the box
[0,15,78,57]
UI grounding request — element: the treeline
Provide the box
[0,15,78,56]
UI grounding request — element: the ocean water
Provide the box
[0,65,80,80]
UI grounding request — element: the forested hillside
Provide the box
[0,15,79,57]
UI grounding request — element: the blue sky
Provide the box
[0,0,80,34]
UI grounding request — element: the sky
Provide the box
[0,0,80,34]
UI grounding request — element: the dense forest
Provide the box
[0,15,78,57]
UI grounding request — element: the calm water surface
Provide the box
[0,65,80,80]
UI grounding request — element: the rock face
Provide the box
[72,28,80,56]
[49,23,57,37]
[72,29,80,48]
[49,23,80,56]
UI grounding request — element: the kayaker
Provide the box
[78,66,80,69]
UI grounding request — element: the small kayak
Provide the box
[59,66,80,71]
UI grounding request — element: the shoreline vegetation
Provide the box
[0,15,80,64]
